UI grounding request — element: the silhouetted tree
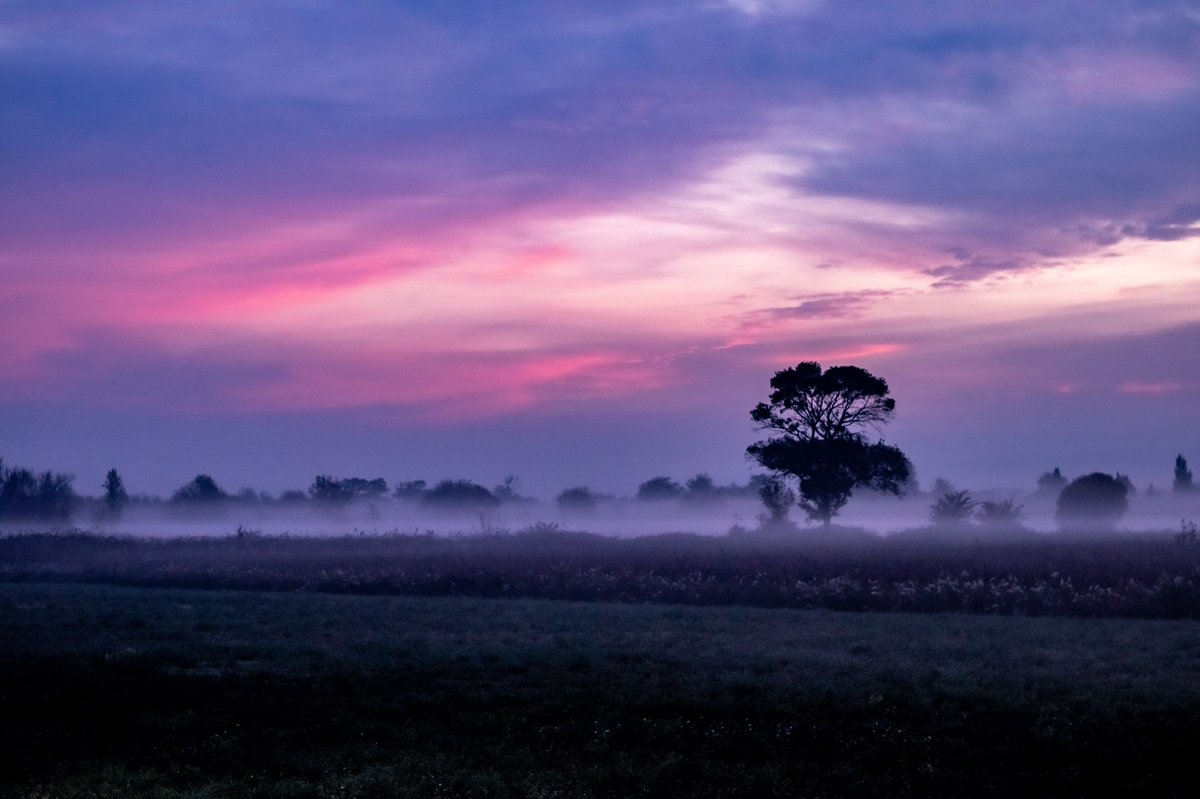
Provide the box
[1175,455,1195,494]
[172,474,227,504]
[0,460,76,520]
[103,469,128,517]
[757,477,795,526]
[930,490,976,526]
[493,476,525,503]
[930,478,956,497]
[309,476,387,505]
[747,362,911,525]
[0,464,38,518]
[557,486,599,512]
[1056,472,1129,532]
[309,475,351,504]
[36,472,75,519]
[393,480,427,499]
[637,476,684,501]
[344,477,388,498]
[1037,467,1068,495]
[977,498,1024,527]
[422,479,499,509]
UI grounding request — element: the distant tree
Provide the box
[1037,467,1068,495]
[309,475,352,505]
[757,477,795,526]
[977,498,1024,527]
[682,473,719,504]
[1114,473,1136,498]
[747,362,911,525]
[343,477,388,499]
[930,490,976,526]
[493,476,525,503]
[279,489,308,504]
[929,478,956,497]
[103,469,128,516]
[393,480,427,500]
[0,461,77,521]
[556,486,599,512]
[236,487,270,504]
[1056,473,1129,532]
[1174,455,1195,494]
[637,476,684,501]
[172,474,227,504]
[0,464,38,518]
[422,479,499,509]
[309,476,387,505]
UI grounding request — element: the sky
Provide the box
[2,0,1199,501]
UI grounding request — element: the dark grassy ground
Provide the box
[5,527,1200,616]
[3,581,1200,798]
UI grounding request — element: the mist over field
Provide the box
[5,479,1198,539]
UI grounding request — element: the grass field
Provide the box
[5,527,1200,617]
[4,580,1200,797]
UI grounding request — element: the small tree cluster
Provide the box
[1056,473,1128,532]
[309,475,388,505]
[0,457,77,521]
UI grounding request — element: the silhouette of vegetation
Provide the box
[393,480,427,500]
[0,458,76,520]
[102,468,128,518]
[636,476,685,501]
[1037,467,1068,495]
[757,477,796,528]
[309,475,351,505]
[421,479,499,509]
[1175,454,1195,494]
[493,475,528,503]
[171,474,227,504]
[1057,472,1129,531]
[309,475,388,505]
[977,498,1024,528]
[747,362,911,525]
[556,486,600,512]
[930,490,977,526]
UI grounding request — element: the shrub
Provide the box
[930,490,976,526]
[422,479,499,510]
[636,476,684,501]
[557,486,599,512]
[1056,473,1128,531]
[977,498,1024,527]
[172,474,227,504]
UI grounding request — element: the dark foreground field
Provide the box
[3,581,1200,798]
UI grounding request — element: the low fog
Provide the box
[5,480,1199,539]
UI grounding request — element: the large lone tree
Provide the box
[747,362,911,525]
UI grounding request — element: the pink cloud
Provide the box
[1118,381,1185,396]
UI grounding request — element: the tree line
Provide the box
[3,361,1196,528]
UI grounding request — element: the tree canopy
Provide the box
[1056,472,1129,531]
[748,362,911,525]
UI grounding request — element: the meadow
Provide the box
[4,525,1200,617]
[4,527,1200,797]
